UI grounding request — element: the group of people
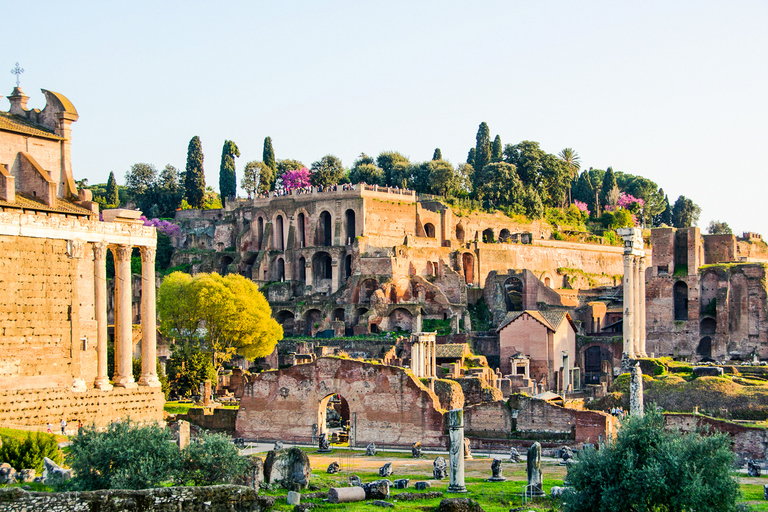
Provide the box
[46,418,82,435]
[256,182,358,199]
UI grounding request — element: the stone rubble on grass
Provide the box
[415,481,431,490]
[748,460,762,477]
[378,462,393,477]
[371,500,394,507]
[287,490,301,505]
[509,447,521,463]
[348,474,363,487]
[486,458,506,482]
[0,464,17,485]
[273,441,284,451]
[328,486,366,503]
[43,457,72,483]
[263,447,311,490]
[366,442,377,456]
[394,478,409,489]
[433,456,448,479]
[326,461,340,474]
[411,442,422,458]
[363,480,391,499]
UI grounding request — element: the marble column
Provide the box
[331,259,339,294]
[447,409,467,493]
[430,339,437,377]
[622,254,635,358]
[633,257,642,357]
[638,257,647,357]
[412,342,421,377]
[93,243,112,390]
[113,245,136,388]
[139,247,161,387]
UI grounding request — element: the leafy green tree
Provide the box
[427,160,462,197]
[0,432,61,472]
[139,165,184,218]
[310,155,345,187]
[203,186,222,209]
[672,195,701,228]
[106,171,119,207]
[475,162,523,207]
[541,154,571,208]
[572,171,595,214]
[504,140,545,188]
[67,420,180,490]
[262,136,276,177]
[562,408,739,512]
[601,167,618,209]
[218,140,240,205]
[167,349,217,398]
[432,148,442,161]
[625,177,664,227]
[472,122,491,190]
[707,220,732,235]
[177,431,248,485]
[349,162,384,185]
[242,161,273,196]
[522,184,544,218]
[376,151,410,187]
[157,272,282,371]
[124,163,157,199]
[185,136,205,209]
[655,191,672,226]
[466,147,475,168]
[491,135,503,162]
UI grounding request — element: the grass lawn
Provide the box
[0,426,68,444]
[164,401,240,415]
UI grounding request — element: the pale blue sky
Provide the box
[4,1,767,236]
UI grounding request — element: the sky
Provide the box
[3,1,767,236]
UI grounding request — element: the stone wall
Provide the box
[513,395,617,444]
[665,413,768,460]
[465,401,512,438]
[0,386,164,428]
[236,357,446,448]
[183,407,239,432]
[0,485,274,512]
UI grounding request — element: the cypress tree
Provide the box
[433,148,442,161]
[219,140,240,205]
[185,136,205,209]
[263,137,276,181]
[106,171,118,207]
[491,135,502,162]
[467,148,476,167]
[600,167,618,209]
[473,123,491,189]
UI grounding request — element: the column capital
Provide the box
[140,246,156,264]
[112,244,132,261]
[93,241,109,261]
[638,256,647,272]
[67,240,85,259]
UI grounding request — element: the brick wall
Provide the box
[465,401,512,438]
[665,413,768,459]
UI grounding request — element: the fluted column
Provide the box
[638,257,647,357]
[113,244,136,388]
[94,243,112,390]
[139,247,161,387]
[622,254,636,358]
[633,257,642,357]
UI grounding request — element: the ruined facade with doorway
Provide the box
[0,86,164,427]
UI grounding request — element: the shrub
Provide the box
[562,408,740,511]
[0,432,61,472]
[67,420,180,490]
[177,431,247,486]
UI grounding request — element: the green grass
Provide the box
[0,427,68,444]
[164,401,195,415]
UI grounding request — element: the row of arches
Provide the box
[673,273,750,336]
[254,208,358,251]
[267,252,353,285]
[454,225,518,244]
[274,306,419,335]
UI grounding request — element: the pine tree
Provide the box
[262,137,276,180]
[185,136,205,209]
[491,135,502,162]
[219,140,240,205]
[473,123,491,190]
[106,171,118,207]
[432,148,442,161]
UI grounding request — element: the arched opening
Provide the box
[276,310,295,335]
[297,213,306,248]
[333,308,345,322]
[244,253,258,279]
[318,393,351,438]
[275,215,285,250]
[220,255,234,276]
[317,211,332,246]
[313,252,332,279]
[462,253,474,285]
[304,309,322,335]
[345,209,356,245]
[544,276,552,288]
[584,346,602,373]
[297,256,306,283]
[388,308,413,332]
[352,307,368,326]
[344,254,352,279]
[500,229,511,243]
[700,317,716,335]
[358,279,379,304]
[257,217,264,250]
[504,276,524,311]
[456,224,465,242]
[673,281,688,321]
[482,228,495,243]
[276,257,285,281]
[424,223,435,238]
[697,336,712,360]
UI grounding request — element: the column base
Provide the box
[447,485,467,493]
[114,377,138,389]
[138,375,162,387]
[94,378,113,391]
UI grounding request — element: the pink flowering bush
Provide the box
[574,200,590,216]
[141,216,181,238]
[617,192,644,211]
[282,167,312,191]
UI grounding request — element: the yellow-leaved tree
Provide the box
[157,271,282,370]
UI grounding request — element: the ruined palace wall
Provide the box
[665,413,768,459]
[363,198,418,246]
[236,358,446,448]
[0,386,164,428]
[0,234,98,390]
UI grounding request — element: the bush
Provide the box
[67,420,180,490]
[177,431,247,486]
[562,408,740,511]
[0,432,61,472]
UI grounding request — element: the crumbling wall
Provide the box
[433,378,464,410]
[665,413,768,460]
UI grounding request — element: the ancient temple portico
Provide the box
[410,332,437,378]
[618,227,647,358]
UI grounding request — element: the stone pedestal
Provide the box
[630,362,644,417]
[526,442,545,497]
[447,409,467,493]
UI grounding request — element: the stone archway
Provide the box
[318,393,350,436]
[235,358,445,448]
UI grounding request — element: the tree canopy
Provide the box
[218,140,240,204]
[262,137,276,175]
[672,195,701,228]
[563,408,739,512]
[105,171,119,207]
[185,136,205,209]
[310,154,345,187]
[157,272,282,370]
[707,220,732,235]
[472,122,491,190]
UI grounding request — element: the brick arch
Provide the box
[236,358,446,448]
